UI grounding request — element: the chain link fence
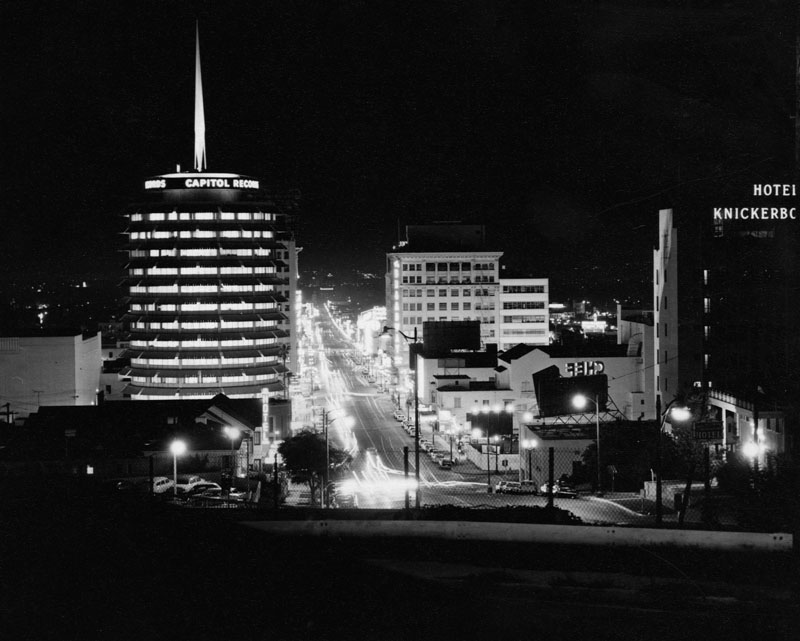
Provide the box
[4,444,796,533]
[283,445,800,532]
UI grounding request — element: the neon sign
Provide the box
[144,176,260,191]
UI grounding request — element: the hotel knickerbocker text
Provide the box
[713,183,797,221]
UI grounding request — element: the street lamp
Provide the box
[492,434,501,473]
[742,441,760,459]
[655,396,691,524]
[224,426,240,494]
[169,439,187,499]
[521,438,537,482]
[472,428,492,493]
[573,393,602,495]
[321,410,355,507]
[382,325,421,508]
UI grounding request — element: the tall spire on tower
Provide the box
[194,21,207,171]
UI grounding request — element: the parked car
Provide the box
[190,487,248,503]
[175,475,210,494]
[518,481,539,495]
[181,482,222,499]
[151,476,175,494]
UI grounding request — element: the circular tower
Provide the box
[121,173,294,399]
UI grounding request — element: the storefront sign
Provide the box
[564,361,605,376]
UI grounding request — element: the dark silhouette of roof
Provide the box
[2,394,262,460]
[498,344,539,363]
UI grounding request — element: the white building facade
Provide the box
[0,331,101,419]
[385,252,548,366]
[497,278,549,351]
[121,175,296,400]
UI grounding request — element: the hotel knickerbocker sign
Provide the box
[694,421,723,442]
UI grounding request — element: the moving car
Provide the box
[539,482,578,498]
[331,492,359,508]
[437,459,453,470]
[496,481,538,495]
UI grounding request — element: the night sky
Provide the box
[1,0,796,302]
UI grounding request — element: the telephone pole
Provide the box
[2,402,17,424]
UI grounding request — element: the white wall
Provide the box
[497,278,549,350]
[499,348,654,420]
[0,332,101,418]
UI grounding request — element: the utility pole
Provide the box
[383,325,421,508]
[321,410,329,508]
[2,402,17,424]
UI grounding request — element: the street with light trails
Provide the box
[289,303,649,524]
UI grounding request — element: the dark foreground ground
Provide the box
[1,481,798,641]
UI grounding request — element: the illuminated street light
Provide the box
[492,434,501,473]
[169,439,187,499]
[572,393,602,495]
[224,426,240,494]
[670,406,692,423]
[654,397,692,524]
[742,441,760,459]
[521,438,537,482]
[382,325,421,508]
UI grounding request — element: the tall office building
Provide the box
[652,208,703,406]
[653,206,799,455]
[121,27,297,400]
[386,224,548,366]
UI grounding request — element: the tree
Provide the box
[277,430,352,506]
[574,421,686,492]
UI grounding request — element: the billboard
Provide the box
[532,366,608,417]
[422,320,481,353]
[466,410,513,438]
